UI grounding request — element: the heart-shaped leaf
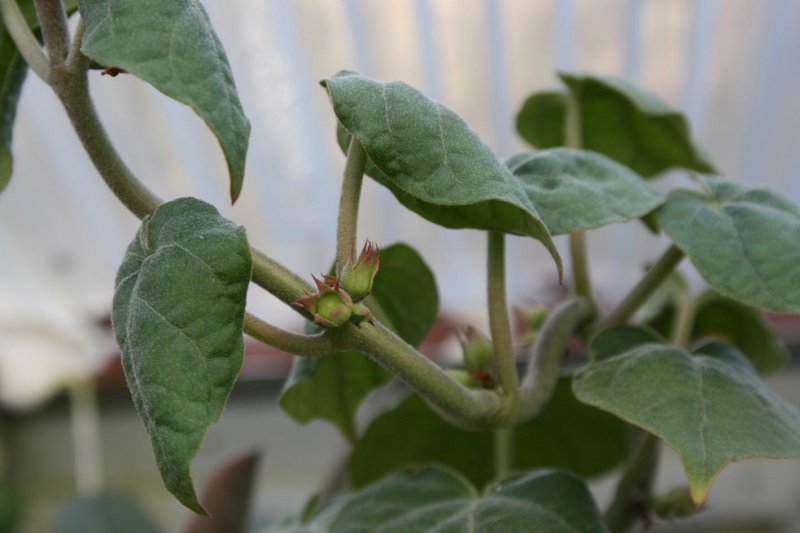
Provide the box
[516,73,715,178]
[279,243,438,442]
[507,148,664,235]
[692,290,789,375]
[112,198,252,513]
[78,0,251,202]
[325,71,561,277]
[330,467,609,533]
[658,176,800,313]
[349,377,628,489]
[588,325,667,361]
[574,336,800,504]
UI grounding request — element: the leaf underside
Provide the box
[78,0,251,202]
[112,197,252,513]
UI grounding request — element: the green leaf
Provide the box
[516,73,715,178]
[112,197,252,513]
[330,467,609,533]
[259,497,352,533]
[589,325,667,362]
[658,176,800,313]
[325,71,561,278]
[78,0,251,202]
[692,290,789,375]
[573,339,800,505]
[54,493,161,533]
[632,266,688,334]
[279,243,439,442]
[349,377,628,489]
[507,148,664,235]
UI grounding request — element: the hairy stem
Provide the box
[487,232,519,408]
[570,230,594,304]
[243,313,336,357]
[34,0,69,65]
[349,322,505,428]
[593,245,685,335]
[672,293,697,348]
[514,297,593,423]
[336,136,367,275]
[0,0,48,80]
[605,431,661,533]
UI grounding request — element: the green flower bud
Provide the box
[348,301,375,328]
[340,240,380,302]
[446,369,480,388]
[295,275,354,328]
[459,326,494,373]
[652,487,700,520]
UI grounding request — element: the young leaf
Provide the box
[324,71,561,278]
[349,377,628,489]
[112,197,252,513]
[279,243,439,442]
[516,73,715,178]
[54,493,162,533]
[330,467,609,533]
[692,290,789,375]
[573,339,800,505]
[658,176,800,313]
[78,0,251,202]
[507,148,664,235]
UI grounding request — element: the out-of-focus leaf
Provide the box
[54,493,161,533]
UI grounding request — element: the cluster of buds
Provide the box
[455,327,495,388]
[295,241,380,328]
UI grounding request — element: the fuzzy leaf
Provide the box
[54,493,161,533]
[330,467,609,533]
[325,71,561,278]
[658,176,800,313]
[516,73,715,177]
[507,148,664,235]
[78,0,250,202]
[112,198,252,513]
[279,243,438,442]
[349,377,628,489]
[574,337,800,504]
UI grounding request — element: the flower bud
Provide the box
[348,301,375,328]
[652,487,700,520]
[295,276,354,328]
[459,326,494,374]
[340,240,380,302]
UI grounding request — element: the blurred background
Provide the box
[1,0,799,531]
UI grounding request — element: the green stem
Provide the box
[336,136,367,275]
[494,427,513,479]
[672,293,697,348]
[487,232,519,408]
[569,230,594,304]
[349,322,505,429]
[605,432,661,533]
[515,297,593,423]
[243,313,336,357]
[593,245,685,335]
[0,0,49,80]
[33,0,69,64]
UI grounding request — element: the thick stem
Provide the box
[593,245,685,335]
[514,297,593,423]
[570,230,594,304]
[487,232,519,407]
[34,0,69,65]
[243,313,335,357]
[349,322,505,428]
[336,137,367,275]
[605,432,661,533]
[0,0,49,80]
[494,427,513,480]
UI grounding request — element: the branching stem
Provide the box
[34,0,69,65]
